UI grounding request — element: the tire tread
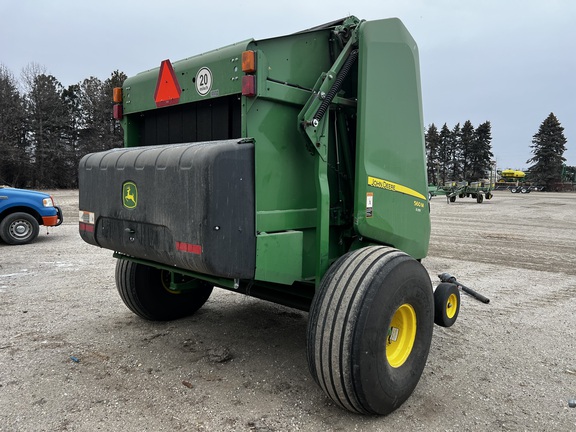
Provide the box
[308,246,406,413]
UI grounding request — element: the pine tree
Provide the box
[438,123,451,185]
[62,84,83,187]
[527,113,567,189]
[470,121,494,180]
[425,123,440,185]
[449,123,462,181]
[460,120,475,179]
[0,65,27,186]
[24,73,71,188]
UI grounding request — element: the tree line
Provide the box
[0,64,125,188]
[425,120,494,186]
[426,114,572,190]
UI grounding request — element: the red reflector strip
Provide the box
[79,222,95,233]
[242,75,256,97]
[176,241,202,255]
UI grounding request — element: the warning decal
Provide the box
[154,60,182,107]
[366,192,373,218]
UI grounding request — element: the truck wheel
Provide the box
[115,259,213,321]
[434,283,460,327]
[0,212,40,245]
[307,246,434,415]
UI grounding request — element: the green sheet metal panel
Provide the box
[248,97,317,281]
[245,25,335,222]
[123,40,252,115]
[248,29,334,92]
[354,19,430,259]
[255,231,303,284]
[248,99,317,227]
[247,28,337,282]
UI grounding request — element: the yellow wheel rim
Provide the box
[386,303,417,368]
[445,293,458,319]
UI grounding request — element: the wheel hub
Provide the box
[11,221,31,239]
[446,293,458,318]
[386,303,417,368]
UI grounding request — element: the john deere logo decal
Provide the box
[123,182,138,209]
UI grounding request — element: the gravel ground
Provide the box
[1,190,575,431]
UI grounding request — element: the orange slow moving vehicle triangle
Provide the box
[154,59,181,107]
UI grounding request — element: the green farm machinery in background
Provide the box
[429,181,494,203]
[78,16,460,415]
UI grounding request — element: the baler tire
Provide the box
[306,246,434,415]
[476,194,484,204]
[449,196,456,203]
[115,259,213,321]
[434,283,460,327]
[0,212,40,245]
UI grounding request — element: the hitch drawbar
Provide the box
[438,273,490,304]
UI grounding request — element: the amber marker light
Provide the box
[242,50,256,73]
[113,87,123,103]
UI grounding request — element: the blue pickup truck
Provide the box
[0,186,63,245]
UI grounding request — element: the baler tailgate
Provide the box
[79,139,255,279]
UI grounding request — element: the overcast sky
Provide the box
[1,0,574,171]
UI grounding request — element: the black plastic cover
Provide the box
[78,139,255,279]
